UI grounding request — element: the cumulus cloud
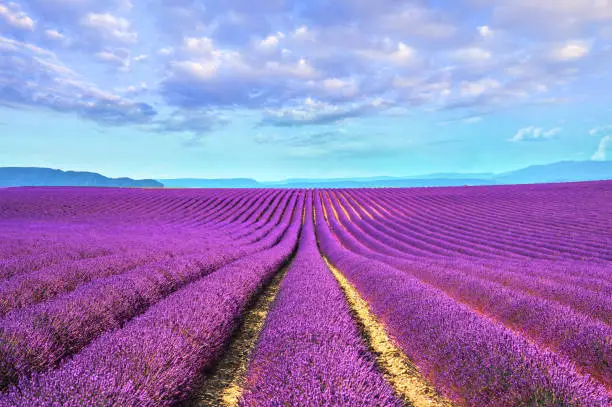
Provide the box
[160,36,323,109]
[592,135,611,161]
[292,26,315,42]
[374,5,457,40]
[452,47,492,63]
[44,29,65,40]
[318,78,359,100]
[0,36,155,126]
[80,12,137,44]
[95,48,132,70]
[460,78,500,97]
[260,97,389,127]
[115,82,148,96]
[1,0,609,137]
[257,31,285,51]
[549,40,590,61]
[508,126,562,142]
[151,109,229,145]
[478,25,494,37]
[358,42,418,67]
[589,125,612,137]
[0,2,35,30]
[485,0,612,38]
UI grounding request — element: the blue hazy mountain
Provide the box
[160,178,261,188]
[495,161,612,185]
[2,161,611,188]
[0,167,162,188]
[157,161,612,188]
[262,178,493,188]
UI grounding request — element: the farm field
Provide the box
[0,183,610,406]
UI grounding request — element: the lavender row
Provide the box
[0,245,112,280]
[0,189,285,283]
[0,194,304,406]
[348,190,595,260]
[355,187,610,257]
[240,193,401,406]
[315,192,609,406]
[336,193,612,320]
[0,250,165,316]
[0,192,287,315]
[445,258,612,324]
[346,191,559,260]
[367,186,612,258]
[324,193,612,388]
[0,194,300,390]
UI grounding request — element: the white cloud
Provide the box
[0,36,55,57]
[499,1,612,22]
[8,0,610,131]
[0,36,156,126]
[96,50,124,63]
[258,32,285,51]
[460,78,501,97]
[292,26,316,41]
[170,60,220,80]
[487,1,612,38]
[376,5,457,39]
[508,126,562,142]
[44,29,65,40]
[116,82,148,95]
[80,13,137,43]
[478,25,493,37]
[158,47,174,56]
[179,37,315,80]
[359,42,417,67]
[184,37,214,55]
[589,125,612,136]
[0,2,35,30]
[453,47,492,63]
[95,49,134,71]
[323,78,353,91]
[265,58,318,79]
[390,43,417,65]
[592,135,611,161]
[550,40,590,61]
[317,78,359,99]
[261,97,387,126]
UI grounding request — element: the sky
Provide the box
[0,0,611,181]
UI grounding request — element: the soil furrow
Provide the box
[185,261,291,407]
[325,257,454,407]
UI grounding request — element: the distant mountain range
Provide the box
[161,178,260,188]
[0,167,162,188]
[1,161,611,188]
[160,160,612,188]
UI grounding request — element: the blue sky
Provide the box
[0,0,611,181]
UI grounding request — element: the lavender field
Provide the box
[0,183,610,406]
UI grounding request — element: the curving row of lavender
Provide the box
[315,191,609,406]
[0,188,298,391]
[239,192,401,406]
[0,181,610,406]
[1,192,304,406]
[324,189,612,388]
